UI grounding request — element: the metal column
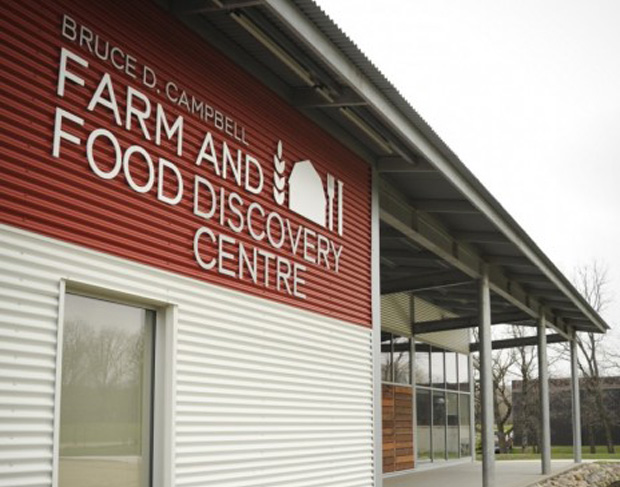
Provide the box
[370,165,383,487]
[469,353,476,461]
[571,333,582,463]
[478,267,495,487]
[538,314,551,474]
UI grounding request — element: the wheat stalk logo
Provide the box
[273,140,286,206]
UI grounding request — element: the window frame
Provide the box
[52,279,177,487]
[413,343,473,463]
[380,332,413,386]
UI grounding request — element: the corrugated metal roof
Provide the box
[171,0,609,335]
[288,0,610,334]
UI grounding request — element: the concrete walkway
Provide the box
[384,460,576,487]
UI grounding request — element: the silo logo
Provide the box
[273,140,344,236]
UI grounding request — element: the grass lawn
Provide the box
[496,445,620,460]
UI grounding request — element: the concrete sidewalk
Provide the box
[384,460,576,487]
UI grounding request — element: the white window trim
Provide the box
[51,278,177,487]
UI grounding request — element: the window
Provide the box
[432,391,446,459]
[416,389,431,462]
[446,352,458,390]
[381,332,411,385]
[59,293,156,487]
[381,332,393,382]
[415,344,472,462]
[393,336,411,384]
[458,353,470,392]
[447,392,459,458]
[414,342,430,387]
[431,348,445,388]
[459,395,471,456]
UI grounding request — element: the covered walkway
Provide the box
[384,460,575,487]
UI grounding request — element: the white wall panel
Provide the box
[415,328,470,354]
[381,293,412,337]
[0,225,374,487]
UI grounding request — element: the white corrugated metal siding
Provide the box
[380,294,470,353]
[0,225,374,487]
[380,293,412,337]
[415,328,470,354]
[414,297,470,353]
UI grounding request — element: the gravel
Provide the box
[532,463,620,487]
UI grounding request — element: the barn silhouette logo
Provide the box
[273,140,343,235]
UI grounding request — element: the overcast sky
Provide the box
[315,0,620,339]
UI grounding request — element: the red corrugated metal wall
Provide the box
[0,0,372,326]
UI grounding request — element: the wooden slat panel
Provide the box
[381,384,414,472]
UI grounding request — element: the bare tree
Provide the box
[511,326,541,453]
[491,347,516,453]
[472,328,517,453]
[570,262,616,454]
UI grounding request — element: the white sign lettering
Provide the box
[52,17,346,300]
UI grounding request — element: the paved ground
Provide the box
[383,460,576,487]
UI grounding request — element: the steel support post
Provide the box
[478,267,495,487]
[469,353,476,461]
[571,333,582,463]
[371,165,383,486]
[538,313,551,474]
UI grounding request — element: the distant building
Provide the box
[512,377,620,446]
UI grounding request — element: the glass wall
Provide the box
[459,395,471,456]
[415,342,472,463]
[381,332,393,382]
[447,393,459,458]
[414,344,430,387]
[381,332,411,385]
[383,336,472,466]
[431,348,445,388]
[446,352,458,390]
[393,336,411,384]
[416,389,431,461]
[432,391,446,459]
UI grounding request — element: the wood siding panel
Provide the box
[382,384,414,472]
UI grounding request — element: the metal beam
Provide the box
[526,289,569,299]
[456,231,511,244]
[479,268,495,487]
[556,310,587,320]
[538,314,551,474]
[174,0,263,14]
[469,333,566,352]
[382,265,447,277]
[545,301,580,311]
[292,86,367,107]
[508,272,552,284]
[380,196,573,340]
[413,311,531,334]
[413,199,479,214]
[485,256,535,267]
[381,270,471,295]
[380,250,444,264]
[376,157,435,173]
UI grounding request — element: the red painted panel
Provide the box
[0,0,372,326]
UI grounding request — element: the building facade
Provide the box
[0,1,609,487]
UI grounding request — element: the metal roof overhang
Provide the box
[167,0,609,336]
